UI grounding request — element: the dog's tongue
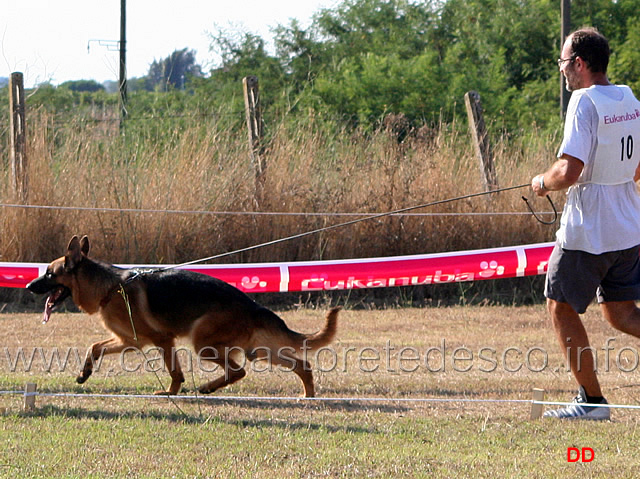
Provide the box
[42,293,56,324]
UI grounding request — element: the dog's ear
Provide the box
[67,236,80,253]
[65,236,83,272]
[79,236,90,256]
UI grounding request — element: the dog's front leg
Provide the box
[153,340,185,395]
[77,337,127,384]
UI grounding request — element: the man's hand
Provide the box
[532,174,549,197]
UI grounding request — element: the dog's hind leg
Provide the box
[77,336,128,384]
[292,359,315,398]
[196,350,247,394]
[270,353,316,397]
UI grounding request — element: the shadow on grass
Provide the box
[11,381,540,430]
[18,402,383,434]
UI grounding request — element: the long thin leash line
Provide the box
[0,203,551,218]
[115,284,190,417]
[165,183,533,270]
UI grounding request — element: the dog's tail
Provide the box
[301,306,340,350]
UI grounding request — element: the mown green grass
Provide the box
[2,306,640,477]
[3,404,640,478]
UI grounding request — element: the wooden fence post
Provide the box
[23,383,37,411]
[530,388,545,420]
[243,75,266,206]
[9,72,28,202]
[464,91,498,192]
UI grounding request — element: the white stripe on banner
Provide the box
[279,265,289,293]
[516,246,527,277]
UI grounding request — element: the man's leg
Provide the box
[547,298,602,397]
[601,300,640,337]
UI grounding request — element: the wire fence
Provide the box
[5,387,640,419]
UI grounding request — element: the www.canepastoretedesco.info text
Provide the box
[2,338,638,375]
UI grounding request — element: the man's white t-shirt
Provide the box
[556,84,640,254]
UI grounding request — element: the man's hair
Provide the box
[569,27,610,73]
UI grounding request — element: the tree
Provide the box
[59,79,105,93]
[311,0,437,60]
[146,48,203,91]
[193,31,288,124]
[278,0,442,126]
[609,16,640,94]
[273,19,326,88]
[312,50,444,126]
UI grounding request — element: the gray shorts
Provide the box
[545,243,640,314]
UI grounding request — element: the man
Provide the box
[532,27,640,420]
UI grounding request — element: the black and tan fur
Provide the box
[26,236,339,397]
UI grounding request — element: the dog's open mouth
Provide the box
[42,286,71,324]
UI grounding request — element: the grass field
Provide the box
[2,305,640,477]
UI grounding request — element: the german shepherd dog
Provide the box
[26,236,339,397]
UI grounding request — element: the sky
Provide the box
[1,0,339,88]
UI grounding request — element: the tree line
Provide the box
[4,0,640,134]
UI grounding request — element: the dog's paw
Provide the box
[154,389,177,396]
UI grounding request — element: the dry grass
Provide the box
[0,109,560,266]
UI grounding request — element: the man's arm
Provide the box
[532,154,584,197]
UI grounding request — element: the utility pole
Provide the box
[560,0,570,117]
[119,0,127,124]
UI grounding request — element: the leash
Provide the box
[115,283,191,416]
[117,285,137,341]
[162,183,557,271]
[521,195,558,225]
[105,182,555,416]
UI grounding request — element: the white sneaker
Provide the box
[543,386,610,420]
